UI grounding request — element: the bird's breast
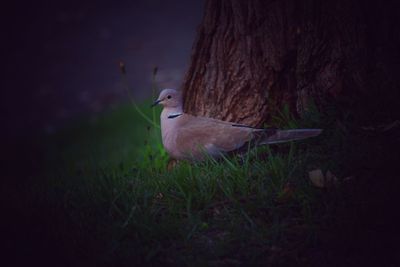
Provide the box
[160,116,180,158]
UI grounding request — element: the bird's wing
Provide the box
[175,114,254,158]
[172,114,321,160]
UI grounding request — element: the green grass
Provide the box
[30,101,355,266]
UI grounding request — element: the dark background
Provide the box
[2,2,202,263]
[2,0,203,140]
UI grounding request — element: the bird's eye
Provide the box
[167,95,172,99]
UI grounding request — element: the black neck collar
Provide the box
[167,113,183,119]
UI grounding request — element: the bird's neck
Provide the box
[160,106,183,155]
[160,106,183,134]
[161,106,183,118]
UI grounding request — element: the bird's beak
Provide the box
[151,99,161,107]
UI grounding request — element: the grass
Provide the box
[16,99,397,266]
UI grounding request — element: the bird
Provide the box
[152,88,322,161]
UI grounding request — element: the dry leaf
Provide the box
[276,183,295,203]
[382,120,400,131]
[167,158,178,171]
[343,176,354,182]
[213,207,221,216]
[309,169,325,188]
[326,170,338,185]
[309,169,338,188]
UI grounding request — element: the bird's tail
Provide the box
[259,129,322,145]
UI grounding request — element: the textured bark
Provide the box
[181,0,400,127]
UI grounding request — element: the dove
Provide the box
[152,89,322,161]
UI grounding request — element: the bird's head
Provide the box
[152,89,182,108]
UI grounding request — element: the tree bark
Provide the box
[181,0,400,127]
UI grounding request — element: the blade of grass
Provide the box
[119,61,160,129]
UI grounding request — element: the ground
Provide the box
[3,101,398,266]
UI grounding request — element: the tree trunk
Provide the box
[181,0,400,127]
